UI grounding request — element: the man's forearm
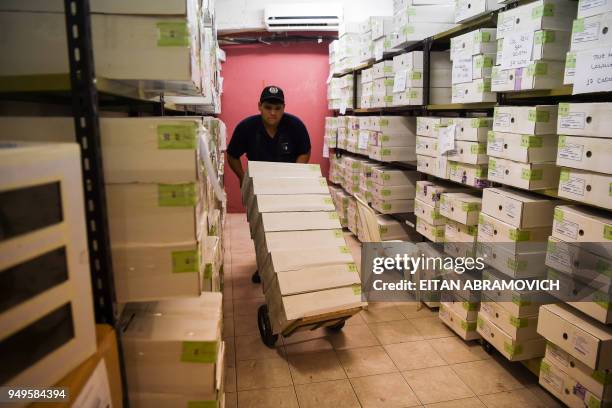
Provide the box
[227,155,245,184]
[296,151,311,163]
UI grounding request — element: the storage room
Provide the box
[0,0,611,407]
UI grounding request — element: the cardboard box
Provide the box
[393,51,424,71]
[487,131,559,163]
[481,187,558,228]
[496,29,572,62]
[557,168,612,210]
[440,292,480,321]
[557,102,612,138]
[254,211,342,247]
[121,313,223,395]
[447,140,489,164]
[371,94,394,108]
[418,155,450,179]
[371,182,416,200]
[372,60,394,79]
[439,304,480,341]
[448,117,493,142]
[272,263,361,296]
[391,87,452,106]
[570,12,612,52]
[415,198,447,226]
[520,61,566,90]
[455,0,503,23]
[539,357,608,408]
[537,303,612,370]
[131,392,224,408]
[478,212,550,252]
[481,268,547,316]
[487,157,561,190]
[0,143,98,390]
[450,29,497,60]
[112,241,202,303]
[416,180,471,208]
[564,51,576,85]
[361,68,374,83]
[444,240,477,258]
[123,292,223,318]
[448,161,490,188]
[552,205,612,259]
[445,219,479,243]
[477,313,546,360]
[371,197,415,214]
[451,79,497,104]
[480,296,541,341]
[557,135,612,174]
[493,105,558,135]
[371,17,394,40]
[393,68,452,88]
[370,116,416,133]
[369,132,417,148]
[245,177,329,209]
[439,193,482,225]
[416,217,446,242]
[496,0,578,39]
[544,341,612,401]
[491,66,515,91]
[392,22,458,47]
[368,145,417,162]
[416,136,438,157]
[377,215,417,240]
[394,5,456,25]
[242,161,321,201]
[477,242,548,278]
[373,78,395,95]
[417,116,453,137]
[473,53,496,79]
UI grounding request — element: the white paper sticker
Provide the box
[505,201,518,220]
[558,142,584,161]
[323,138,329,158]
[573,21,601,44]
[73,359,113,408]
[492,69,510,87]
[554,219,580,240]
[480,221,494,236]
[488,138,503,153]
[393,70,407,93]
[574,334,589,356]
[559,112,586,130]
[358,130,369,149]
[339,100,347,115]
[580,0,608,14]
[480,302,494,318]
[501,31,535,70]
[547,243,572,269]
[494,112,511,128]
[489,162,506,179]
[439,124,457,154]
[560,175,587,197]
[573,48,612,94]
[453,56,474,84]
[541,369,564,394]
[498,15,515,35]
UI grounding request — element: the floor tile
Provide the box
[384,341,446,371]
[478,388,562,408]
[233,298,265,317]
[395,303,439,319]
[295,379,361,408]
[402,366,474,404]
[336,345,398,378]
[329,323,380,350]
[360,304,406,324]
[225,366,236,393]
[451,359,526,395]
[427,337,490,365]
[409,317,454,339]
[344,312,367,326]
[223,298,234,316]
[223,316,235,338]
[225,392,237,408]
[232,283,264,300]
[424,397,485,408]
[283,329,335,355]
[236,359,292,391]
[235,334,285,361]
[369,320,424,345]
[233,314,260,336]
[237,386,300,408]
[288,350,347,385]
[350,372,421,408]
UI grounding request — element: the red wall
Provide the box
[219,41,331,213]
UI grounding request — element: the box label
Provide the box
[488,132,503,153]
[181,341,217,363]
[554,218,580,240]
[157,123,197,149]
[521,168,543,180]
[580,0,608,14]
[559,112,586,130]
[572,20,600,43]
[521,135,543,148]
[453,56,474,85]
[157,22,190,47]
[494,111,511,129]
[172,250,199,273]
[158,183,196,206]
[558,141,584,161]
[574,48,612,95]
[559,174,586,197]
[501,31,535,70]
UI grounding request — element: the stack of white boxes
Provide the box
[556,103,612,210]
[447,117,491,188]
[492,0,577,92]
[338,32,361,74]
[329,184,351,228]
[361,67,374,109]
[369,167,418,215]
[488,105,561,190]
[565,0,612,93]
[538,302,612,407]
[242,161,366,334]
[416,116,452,179]
[367,116,418,163]
[371,16,396,61]
[343,116,360,154]
[451,29,498,104]
[338,75,355,112]
[455,0,503,23]
[359,159,385,204]
[327,77,343,110]
[324,116,339,149]
[336,116,349,150]
[440,192,482,258]
[371,60,395,108]
[389,0,457,50]
[342,155,370,196]
[392,51,453,106]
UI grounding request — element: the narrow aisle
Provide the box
[222,214,561,408]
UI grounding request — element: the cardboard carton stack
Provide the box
[415,243,447,307]
[324,116,339,149]
[242,161,366,334]
[555,103,612,210]
[440,192,482,258]
[388,0,457,50]
[371,16,396,61]
[416,116,453,180]
[329,154,344,185]
[446,117,492,188]
[565,0,612,93]
[327,77,344,110]
[366,116,418,163]
[370,167,419,215]
[329,184,351,228]
[488,105,561,190]
[361,67,374,109]
[546,205,612,324]
[537,303,612,407]
[451,29,498,104]
[392,51,453,106]
[492,0,577,92]
[359,160,385,204]
[370,60,395,108]
[455,0,502,23]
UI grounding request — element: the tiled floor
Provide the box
[222,213,561,408]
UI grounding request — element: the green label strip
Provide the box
[157,22,190,47]
[181,341,218,363]
[172,250,199,273]
[157,123,197,149]
[158,183,196,206]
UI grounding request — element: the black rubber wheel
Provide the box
[481,339,494,354]
[252,270,261,284]
[257,305,278,348]
[328,321,346,332]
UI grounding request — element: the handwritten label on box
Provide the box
[501,31,534,70]
[573,48,612,94]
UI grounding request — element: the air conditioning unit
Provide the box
[264,3,343,32]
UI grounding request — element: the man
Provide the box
[227,85,312,283]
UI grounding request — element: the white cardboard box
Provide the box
[445,219,479,242]
[451,79,497,104]
[371,116,416,133]
[557,102,612,138]
[416,116,453,137]
[392,51,424,72]
[564,51,576,85]
[493,105,559,135]
[479,297,541,341]
[552,205,612,258]
[578,0,612,18]
[371,182,417,200]
[557,135,612,174]
[371,197,415,214]
[257,229,347,264]
[414,198,447,226]
[487,157,561,190]
[478,212,550,253]
[440,292,480,321]
[394,5,456,26]
[447,140,489,164]
[477,313,546,360]
[377,214,417,240]
[570,12,612,52]
[416,180,471,207]
[449,117,493,142]
[416,136,438,157]
[455,0,503,23]
[369,132,417,148]
[439,193,482,225]
[487,131,559,163]
[537,303,612,370]
[274,263,361,296]
[416,217,446,242]
[372,60,395,79]
[450,29,497,60]
[477,242,548,278]
[368,145,417,162]
[438,304,480,341]
[481,187,558,228]
[498,30,572,62]
[418,155,450,179]
[496,0,578,39]
[448,161,490,188]
[371,168,419,186]
[557,168,612,210]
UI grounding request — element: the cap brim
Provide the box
[260,97,284,104]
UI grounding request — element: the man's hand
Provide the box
[228,155,245,184]
[296,151,311,163]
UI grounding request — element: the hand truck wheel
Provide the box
[480,339,494,354]
[328,320,346,332]
[257,304,278,348]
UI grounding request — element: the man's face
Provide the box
[258,101,285,127]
